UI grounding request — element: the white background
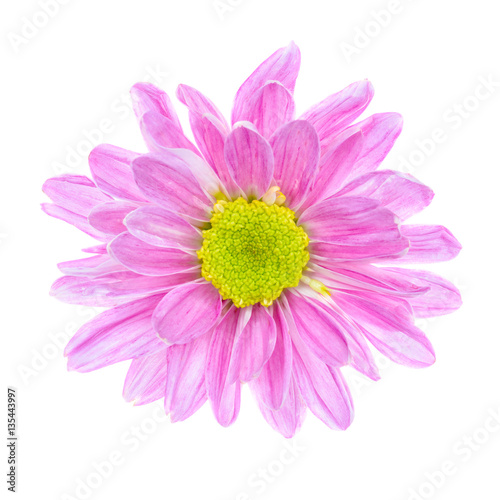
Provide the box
[2,1,500,499]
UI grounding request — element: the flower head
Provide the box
[43,42,461,436]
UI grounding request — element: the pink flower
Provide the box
[42,42,461,437]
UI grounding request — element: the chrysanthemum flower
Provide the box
[43,42,461,437]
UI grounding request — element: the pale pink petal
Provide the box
[248,304,292,410]
[42,175,111,216]
[300,80,374,146]
[165,333,211,421]
[139,110,199,154]
[88,201,138,235]
[123,349,168,405]
[224,124,273,199]
[176,84,229,132]
[88,144,147,202]
[41,203,111,242]
[108,232,199,276]
[232,42,301,124]
[244,82,295,139]
[65,295,165,372]
[335,170,434,221]
[153,282,222,344]
[286,290,349,367]
[51,269,200,307]
[300,197,409,261]
[228,304,277,383]
[334,291,436,367]
[302,129,364,208]
[281,298,354,430]
[130,82,182,129]
[270,120,320,210]
[381,268,462,318]
[344,112,404,181]
[132,152,213,221]
[254,378,306,438]
[57,254,124,277]
[395,225,462,263]
[125,206,201,250]
[82,244,108,254]
[205,306,241,426]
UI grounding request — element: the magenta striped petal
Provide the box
[125,206,201,250]
[302,129,364,208]
[254,378,306,438]
[176,84,229,132]
[41,203,111,242]
[270,120,320,210]
[335,170,434,221]
[50,269,199,307]
[88,201,138,235]
[108,232,199,276]
[57,254,124,277]
[286,291,349,367]
[88,144,147,202]
[132,152,213,221]
[300,80,374,146]
[82,244,107,254]
[139,110,199,154]
[300,197,409,261]
[153,282,222,345]
[225,124,273,199]
[382,268,462,318]
[345,112,404,181]
[228,304,276,383]
[248,304,292,410]
[232,42,300,124]
[334,291,436,368]
[395,225,462,263]
[65,295,165,372]
[42,175,111,216]
[165,333,210,421]
[123,349,168,405]
[244,82,295,139]
[130,82,182,129]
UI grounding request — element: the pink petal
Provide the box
[65,295,165,372]
[396,225,462,263]
[82,244,108,254]
[224,124,273,199]
[88,201,138,235]
[302,129,364,208]
[42,175,111,216]
[244,81,295,139]
[165,333,211,421]
[248,304,293,410]
[153,281,222,345]
[108,232,199,276]
[345,112,404,181]
[139,110,199,154]
[300,80,374,146]
[88,144,147,202]
[254,377,306,438]
[57,254,124,277]
[41,203,110,242]
[123,349,168,405]
[50,269,200,307]
[232,42,301,124]
[335,170,434,221]
[205,306,241,426]
[381,268,462,318]
[228,304,277,383]
[334,291,436,368]
[176,84,229,132]
[125,206,201,250]
[132,152,213,221]
[270,120,320,210]
[286,290,349,367]
[130,82,182,130]
[300,197,409,261]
